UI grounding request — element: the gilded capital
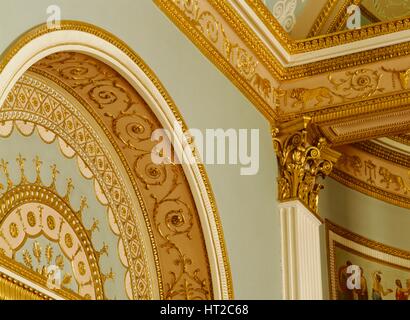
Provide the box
[272,117,341,213]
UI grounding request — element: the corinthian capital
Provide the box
[272,117,341,214]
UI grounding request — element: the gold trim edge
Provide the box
[245,0,410,54]
[325,219,410,260]
[330,168,410,209]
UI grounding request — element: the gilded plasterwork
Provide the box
[157,0,279,122]
[27,52,215,300]
[155,0,410,129]
[4,20,410,142]
[332,141,410,209]
[272,117,341,213]
[0,269,52,300]
[0,114,133,299]
[245,0,410,52]
[0,158,105,299]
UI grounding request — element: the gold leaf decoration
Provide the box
[272,118,341,213]
[32,241,42,264]
[62,274,72,286]
[55,255,64,270]
[45,244,53,265]
[22,250,33,269]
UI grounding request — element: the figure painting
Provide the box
[327,220,410,300]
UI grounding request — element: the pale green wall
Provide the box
[319,178,410,299]
[0,0,281,299]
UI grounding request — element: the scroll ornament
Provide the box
[272,119,340,213]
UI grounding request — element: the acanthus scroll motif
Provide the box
[272,120,339,213]
[32,52,211,300]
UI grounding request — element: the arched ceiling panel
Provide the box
[0,50,231,300]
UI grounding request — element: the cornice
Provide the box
[156,1,410,211]
[326,219,410,259]
[0,254,81,300]
[331,142,410,209]
[241,0,410,57]
[331,168,410,209]
[390,134,410,147]
[307,0,340,38]
[355,140,410,168]
[154,0,410,130]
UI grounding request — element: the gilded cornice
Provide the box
[244,0,410,54]
[0,272,50,300]
[390,134,410,146]
[355,141,410,167]
[154,0,280,122]
[326,0,358,33]
[3,17,410,132]
[0,254,81,300]
[307,0,340,38]
[154,0,410,130]
[332,142,410,209]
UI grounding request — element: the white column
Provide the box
[279,200,323,300]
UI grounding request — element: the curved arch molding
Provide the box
[0,22,233,300]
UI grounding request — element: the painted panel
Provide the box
[327,220,410,300]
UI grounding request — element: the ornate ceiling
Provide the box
[0,2,410,299]
[155,0,410,212]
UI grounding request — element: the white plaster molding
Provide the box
[279,200,323,300]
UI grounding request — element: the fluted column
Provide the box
[272,117,340,300]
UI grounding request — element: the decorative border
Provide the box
[245,0,410,54]
[355,141,410,168]
[0,74,149,299]
[0,272,50,300]
[388,134,410,147]
[28,62,214,300]
[326,220,410,300]
[154,0,278,122]
[0,22,234,299]
[155,0,410,127]
[331,139,410,210]
[307,0,340,37]
[330,168,410,210]
[326,0,357,33]
[0,253,81,300]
